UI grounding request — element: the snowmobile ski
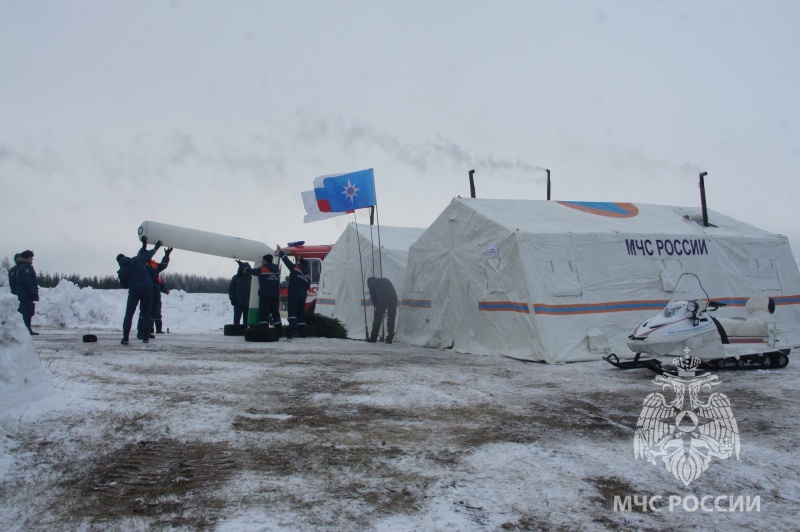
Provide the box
[603,353,662,371]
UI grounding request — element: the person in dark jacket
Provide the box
[228,264,252,326]
[7,253,20,296]
[237,254,281,332]
[15,250,39,335]
[117,237,162,345]
[277,245,310,339]
[141,245,172,337]
[367,277,398,344]
[156,277,171,332]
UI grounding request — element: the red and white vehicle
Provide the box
[276,242,333,316]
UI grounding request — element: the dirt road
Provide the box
[2,331,799,530]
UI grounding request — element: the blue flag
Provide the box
[318,168,377,212]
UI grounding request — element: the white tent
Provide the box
[316,224,425,339]
[397,198,800,363]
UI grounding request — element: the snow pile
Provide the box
[0,294,56,417]
[0,293,59,475]
[31,279,232,334]
[35,281,119,328]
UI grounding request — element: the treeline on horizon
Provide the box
[2,257,228,293]
[42,272,228,293]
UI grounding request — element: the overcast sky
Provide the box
[2,0,798,278]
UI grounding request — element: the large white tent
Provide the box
[396,198,800,363]
[316,223,424,339]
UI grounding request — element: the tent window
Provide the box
[411,263,424,293]
[660,260,684,292]
[748,259,782,291]
[484,257,504,293]
[319,275,335,295]
[542,261,582,297]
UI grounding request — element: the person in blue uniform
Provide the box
[117,237,162,344]
[142,245,172,337]
[237,253,282,333]
[228,264,252,326]
[367,277,398,344]
[277,245,310,339]
[15,250,39,335]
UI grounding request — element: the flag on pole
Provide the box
[301,190,349,223]
[317,168,377,213]
[302,168,377,222]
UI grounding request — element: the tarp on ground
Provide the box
[396,198,800,363]
[317,223,424,339]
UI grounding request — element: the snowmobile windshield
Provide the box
[668,273,710,309]
[662,302,687,318]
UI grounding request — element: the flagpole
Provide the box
[369,206,385,341]
[374,195,385,341]
[353,212,369,340]
[369,206,376,278]
[375,204,383,278]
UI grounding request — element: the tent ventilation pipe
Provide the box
[546,169,551,200]
[468,170,476,198]
[699,172,709,227]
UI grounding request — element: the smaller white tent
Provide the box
[397,198,800,363]
[316,224,424,339]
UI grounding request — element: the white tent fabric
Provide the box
[316,224,424,339]
[396,198,800,363]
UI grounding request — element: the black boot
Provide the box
[367,328,378,343]
[155,320,164,333]
[121,333,129,345]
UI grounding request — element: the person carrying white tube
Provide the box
[237,254,282,333]
[277,245,310,339]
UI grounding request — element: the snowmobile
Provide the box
[603,273,796,373]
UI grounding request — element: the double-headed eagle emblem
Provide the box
[634,356,740,486]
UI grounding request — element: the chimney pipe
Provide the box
[468,169,476,198]
[546,169,551,200]
[699,172,709,227]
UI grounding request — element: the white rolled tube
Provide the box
[138,221,273,327]
[138,221,273,262]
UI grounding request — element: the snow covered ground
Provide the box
[1,281,799,530]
